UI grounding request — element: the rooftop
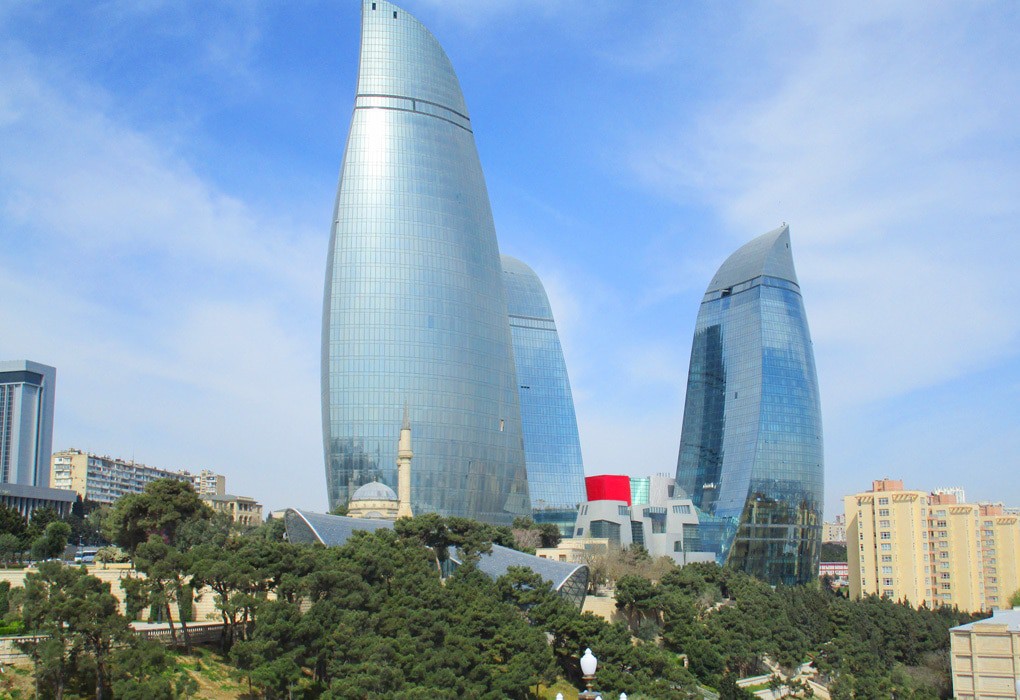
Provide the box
[952,607,1020,633]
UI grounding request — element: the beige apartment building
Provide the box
[51,449,227,505]
[822,514,847,544]
[845,479,1020,613]
[201,494,263,526]
[981,504,1020,611]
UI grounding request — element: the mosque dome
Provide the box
[351,481,397,502]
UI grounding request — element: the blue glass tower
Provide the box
[322,0,530,524]
[501,256,586,535]
[675,225,823,585]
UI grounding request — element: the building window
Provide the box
[590,520,622,544]
[882,566,892,574]
[883,578,893,586]
[881,555,892,562]
[880,532,891,540]
[672,504,691,515]
[881,544,891,551]
[879,509,890,516]
[618,505,630,516]
[878,498,889,505]
[575,528,583,536]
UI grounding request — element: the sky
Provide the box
[1,1,1018,519]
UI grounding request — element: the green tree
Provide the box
[719,672,754,699]
[19,561,132,699]
[0,503,27,539]
[103,479,210,552]
[1010,588,1020,608]
[133,536,193,651]
[614,574,658,632]
[31,521,71,561]
[0,532,22,564]
[94,546,127,569]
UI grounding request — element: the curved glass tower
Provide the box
[501,256,586,535]
[322,0,529,524]
[675,225,823,585]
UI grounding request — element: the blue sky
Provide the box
[2,1,1018,518]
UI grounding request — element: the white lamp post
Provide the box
[579,648,599,699]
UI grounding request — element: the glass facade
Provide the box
[501,256,586,535]
[322,0,529,524]
[675,226,823,585]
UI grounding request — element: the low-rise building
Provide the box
[570,474,714,566]
[201,494,263,526]
[819,561,849,586]
[951,607,1020,699]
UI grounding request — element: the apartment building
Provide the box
[846,479,1020,612]
[979,504,1020,611]
[50,449,223,505]
[822,514,847,544]
[846,480,932,606]
[190,469,226,496]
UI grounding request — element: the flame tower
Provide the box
[322,0,529,523]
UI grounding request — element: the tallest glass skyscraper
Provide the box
[675,225,823,585]
[322,0,529,524]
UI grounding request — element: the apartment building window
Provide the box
[879,509,890,516]
[939,552,949,559]
[881,544,891,551]
[881,555,892,562]
[880,532,891,540]
[882,566,893,574]
[878,498,889,505]
[883,578,893,586]
[940,573,950,580]
[940,562,949,568]
[671,504,691,515]
[879,520,891,527]
[941,584,951,590]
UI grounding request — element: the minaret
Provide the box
[396,405,414,518]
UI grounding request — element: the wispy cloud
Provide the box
[0,46,324,512]
[627,2,1020,414]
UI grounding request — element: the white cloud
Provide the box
[0,48,326,513]
[627,2,1020,413]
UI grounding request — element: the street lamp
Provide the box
[579,648,598,699]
